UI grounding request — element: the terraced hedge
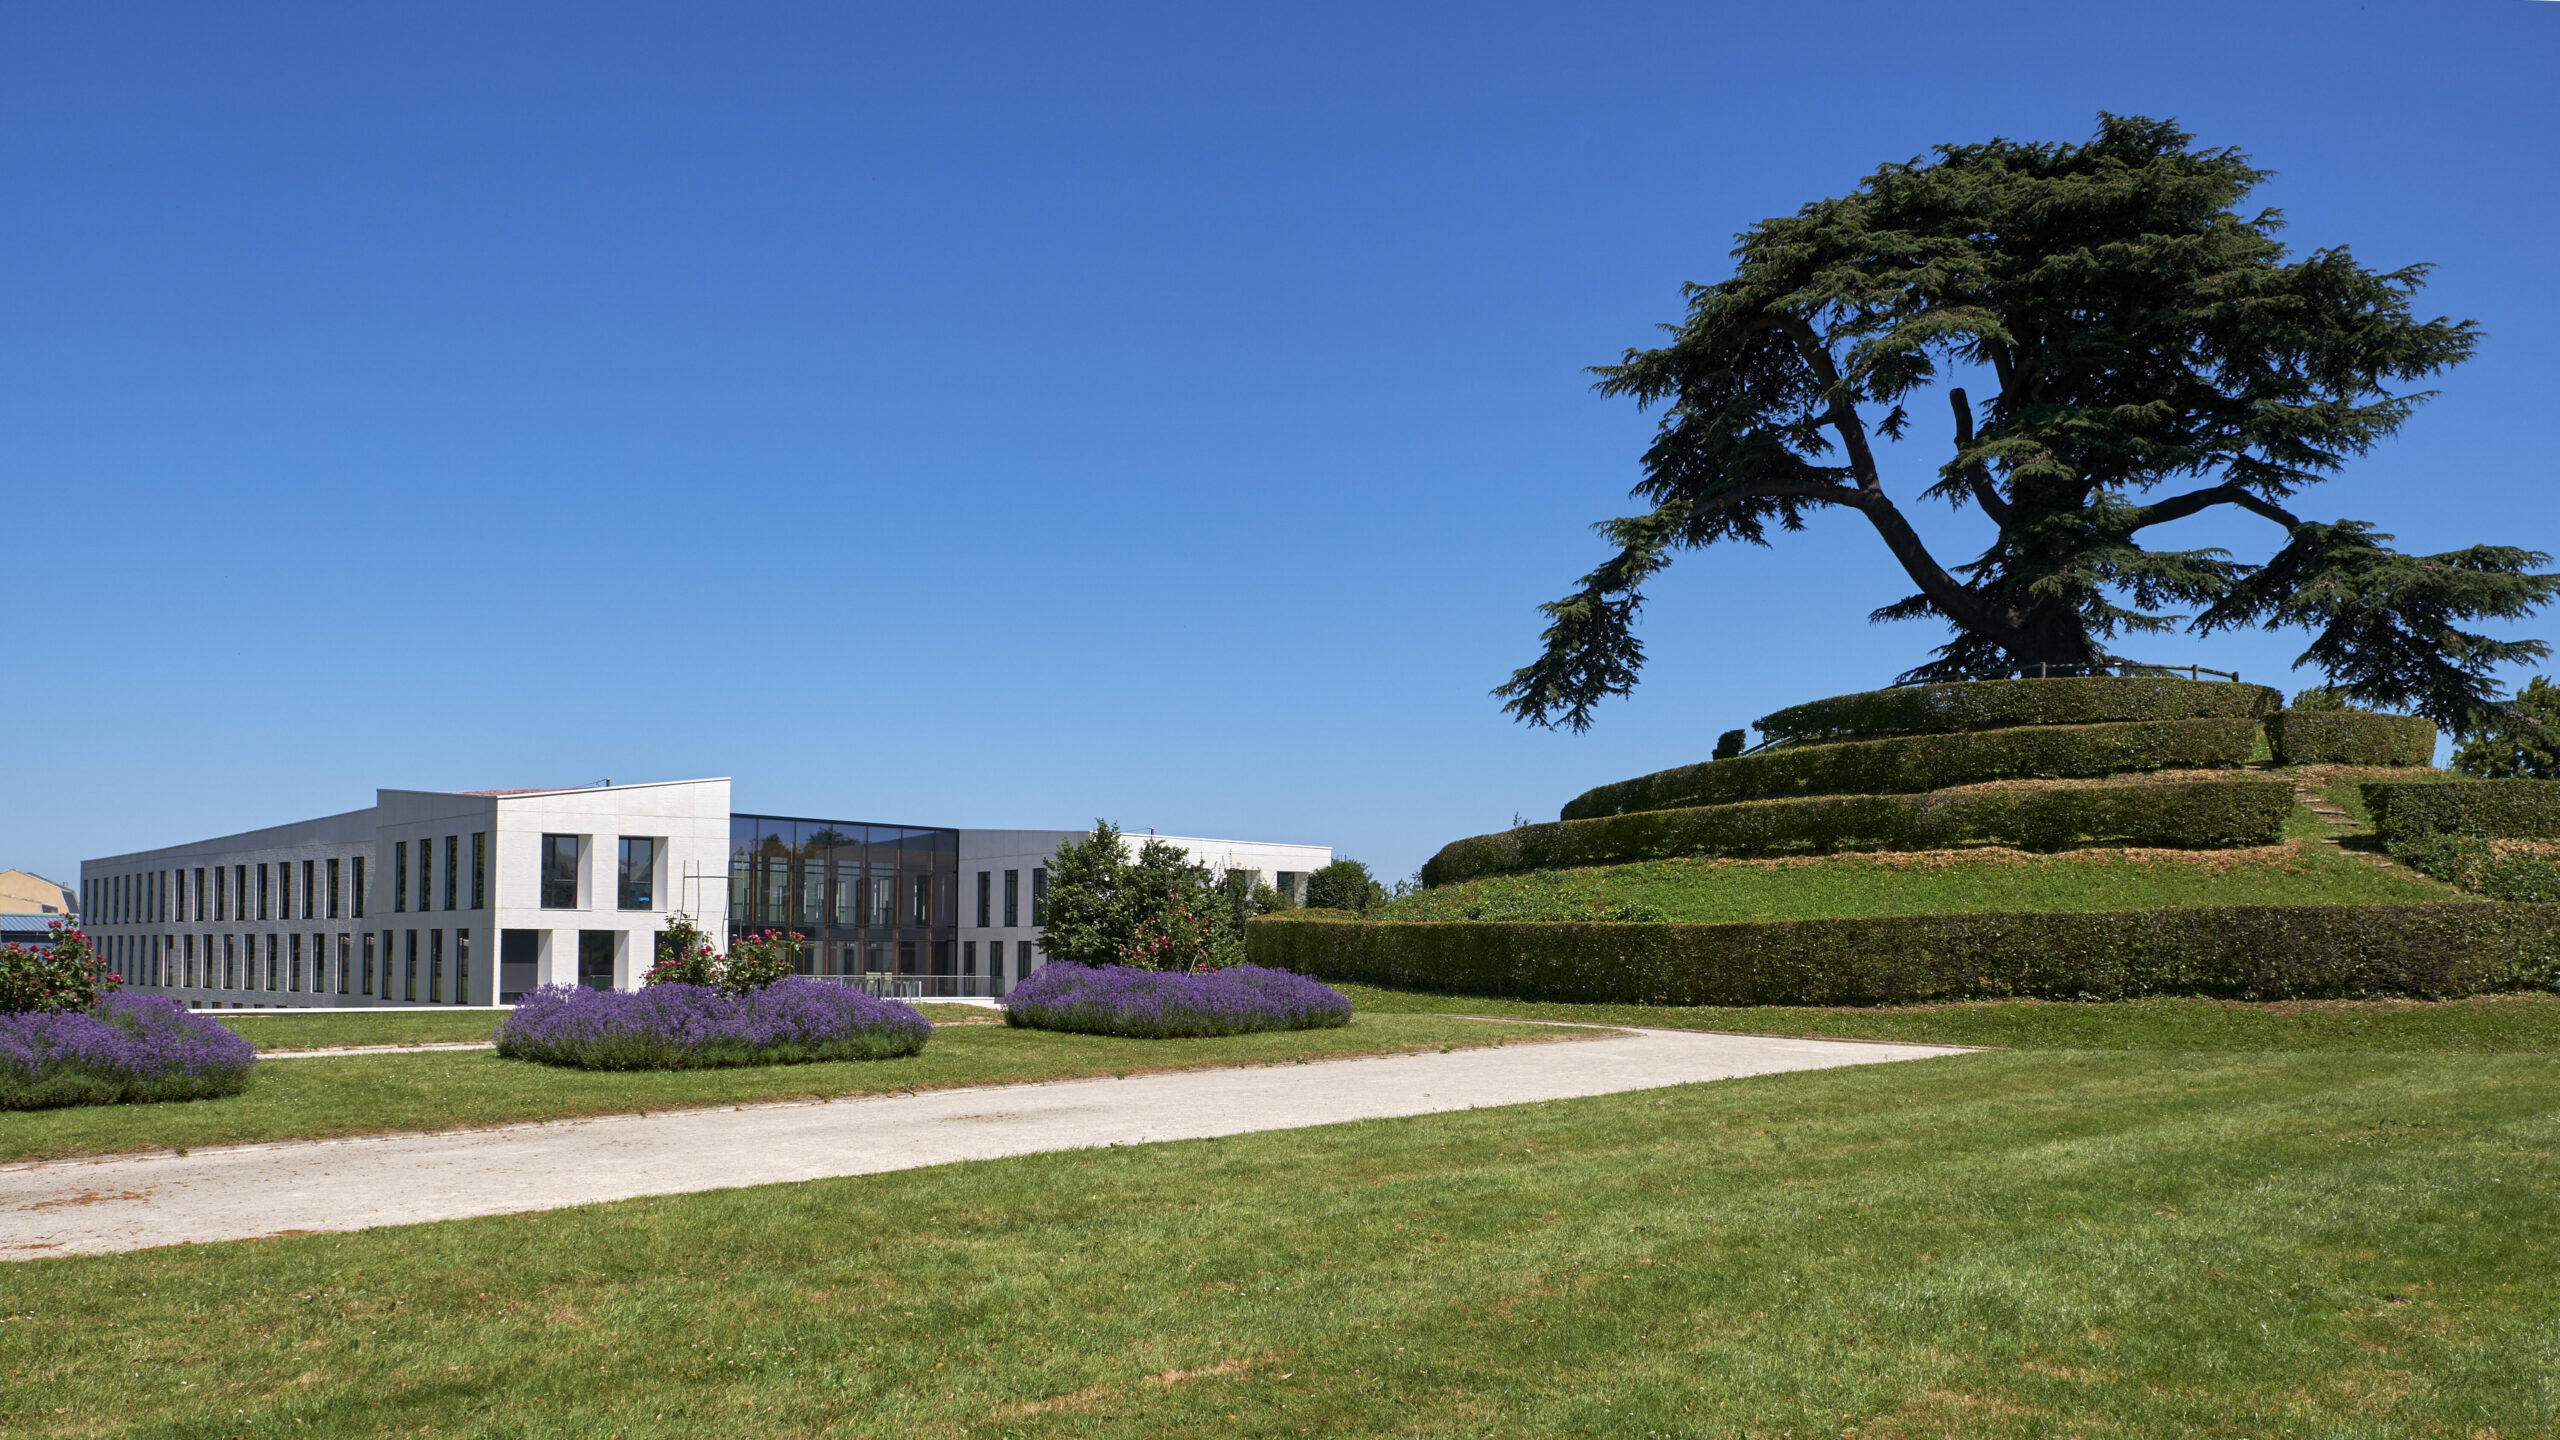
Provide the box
[1425,777,2294,886]
[1560,718,2259,821]
[1756,677,2281,746]
[1246,903,2560,1006]
[2364,778,2560,840]
[2268,711,2436,767]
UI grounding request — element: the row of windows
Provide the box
[972,867,1049,929]
[112,929,476,1004]
[536,834,659,911]
[392,833,489,914]
[87,857,372,929]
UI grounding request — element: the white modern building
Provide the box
[79,780,1328,1009]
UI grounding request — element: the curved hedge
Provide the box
[1246,904,2560,1006]
[1756,677,2281,746]
[1427,777,2294,886]
[2364,778,2560,841]
[2268,711,2436,766]
[1560,718,2259,821]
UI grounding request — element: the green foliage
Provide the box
[1562,718,2257,820]
[2453,675,2560,778]
[1755,676,2279,746]
[1427,777,2293,885]
[1496,113,2549,733]
[1248,904,2560,1006]
[1712,728,1746,760]
[2364,778,2560,841]
[1303,858,1388,914]
[2286,686,2364,712]
[721,930,803,991]
[0,924,108,1014]
[2265,710,2436,766]
[642,912,722,988]
[2385,837,2560,903]
[1038,822,1248,969]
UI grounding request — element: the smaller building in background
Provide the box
[0,868,78,918]
[957,830,1329,983]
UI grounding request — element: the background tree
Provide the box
[2454,676,2560,778]
[1037,821,1134,966]
[1304,859,1387,913]
[1498,114,2553,735]
[1038,822,1254,969]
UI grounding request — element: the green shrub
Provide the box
[1427,777,2293,885]
[2267,711,2435,766]
[1754,677,2280,746]
[1246,904,2560,1006]
[2386,836,2560,902]
[1561,718,2259,821]
[2364,778,2560,840]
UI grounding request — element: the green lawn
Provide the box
[1377,833,2463,924]
[214,1003,997,1051]
[1340,982,2560,1052]
[5,1018,2552,1437]
[2,1014,1564,1164]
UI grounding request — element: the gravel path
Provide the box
[0,1027,1963,1259]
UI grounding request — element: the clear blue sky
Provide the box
[6,1,2555,889]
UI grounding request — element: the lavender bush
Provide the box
[495,978,930,1070]
[0,994,257,1109]
[1003,962,1352,1038]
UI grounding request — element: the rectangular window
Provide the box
[1018,939,1032,975]
[429,929,444,1003]
[172,869,185,923]
[618,837,655,910]
[353,856,367,918]
[976,871,991,928]
[541,835,580,909]
[302,860,314,919]
[1033,868,1049,926]
[277,864,289,921]
[454,929,471,1005]
[418,839,433,913]
[223,934,236,989]
[867,865,895,928]
[327,858,341,918]
[337,933,351,994]
[258,864,271,921]
[363,932,377,995]
[314,933,328,993]
[911,874,931,928]
[898,939,917,974]
[405,931,419,1002]
[1004,870,1019,928]
[394,842,408,913]
[183,934,195,988]
[471,833,487,909]
[289,933,303,991]
[193,868,205,922]
[578,930,616,990]
[962,940,976,976]
[265,933,279,990]
[444,836,458,911]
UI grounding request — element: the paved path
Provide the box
[0,1028,1962,1260]
[260,1042,496,1059]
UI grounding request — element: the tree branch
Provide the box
[1947,386,2010,525]
[2131,485,2304,532]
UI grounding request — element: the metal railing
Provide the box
[1890,658,2243,687]
[802,971,1000,1000]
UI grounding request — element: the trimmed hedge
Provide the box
[2386,836,2560,903]
[1756,676,2281,746]
[1246,904,2560,1006]
[1426,777,2294,886]
[2363,777,2560,841]
[2267,710,2435,766]
[1560,718,2259,821]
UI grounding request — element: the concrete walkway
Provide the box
[0,1027,1963,1260]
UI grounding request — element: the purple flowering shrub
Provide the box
[495,977,930,1070]
[1003,963,1352,1038]
[0,993,257,1109]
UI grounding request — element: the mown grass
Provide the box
[0,1014,1563,1164]
[214,1003,995,1051]
[1377,833,2462,924]
[1339,982,2560,1052]
[5,1033,2553,1437]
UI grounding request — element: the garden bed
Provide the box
[1,994,258,1109]
[494,979,929,1069]
[1003,963,1352,1038]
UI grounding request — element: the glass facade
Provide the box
[728,815,960,992]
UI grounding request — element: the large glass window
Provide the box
[976,872,991,928]
[393,843,408,913]
[1004,870,1019,928]
[471,833,487,910]
[619,837,655,910]
[578,930,616,990]
[1033,867,1049,925]
[541,835,580,909]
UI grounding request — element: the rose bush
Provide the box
[0,923,116,1014]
